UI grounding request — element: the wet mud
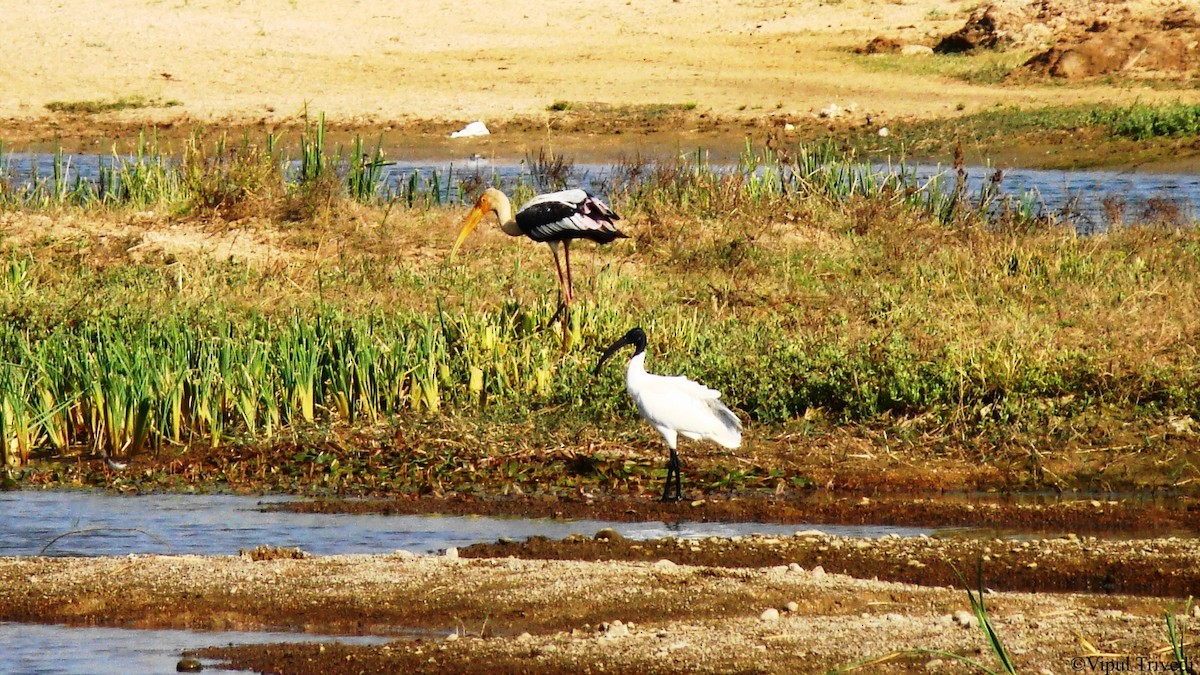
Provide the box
[277,491,1200,538]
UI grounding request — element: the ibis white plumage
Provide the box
[594,327,743,502]
[450,187,626,321]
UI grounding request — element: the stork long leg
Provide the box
[547,242,573,346]
[563,241,575,307]
[662,447,683,503]
[548,242,568,307]
[544,243,570,333]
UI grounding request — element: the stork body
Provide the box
[450,188,626,333]
[594,327,742,502]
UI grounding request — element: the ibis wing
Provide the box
[516,189,625,244]
[631,374,743,449]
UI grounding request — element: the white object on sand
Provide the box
[450,121,490,138]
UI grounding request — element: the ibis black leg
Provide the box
[661,448,683,502]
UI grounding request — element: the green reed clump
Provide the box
[0,302,627,464]
[1089,102,1200,140]
[181,133,284,216]
[611,140,1047,232]
[0,115,398,213]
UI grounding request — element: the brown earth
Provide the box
[2,534,1198,674]
[3,0,1200,157]
[935,0,1200,79]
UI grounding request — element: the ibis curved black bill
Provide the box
[592,327,648,375]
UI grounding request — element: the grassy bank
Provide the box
[0,127,1197,495]
[851,102,1200,168]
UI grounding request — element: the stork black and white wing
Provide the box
[516,189,625,244]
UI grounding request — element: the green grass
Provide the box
[1088,102,1200,140]
[857,50,1033,85]
[44,96,181,114]
[860,102,1200,162]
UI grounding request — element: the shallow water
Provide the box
[0,489,932,673]
[0,622,392,675]
[0,490,930,558]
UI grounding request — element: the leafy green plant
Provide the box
[831,562,1016,674]
[1165,597,1194,674]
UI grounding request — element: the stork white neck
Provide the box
[482,188,523,237]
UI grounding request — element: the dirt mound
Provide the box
[933,0,1200,79]
[1024,6,1200,78]
[934,0,1063,53]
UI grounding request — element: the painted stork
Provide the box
[593,327,743,502]
[450,187,627,328]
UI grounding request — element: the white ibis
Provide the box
[593,327,743,502]
[450,187,627,324]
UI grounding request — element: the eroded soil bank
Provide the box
[2,532,1196,674]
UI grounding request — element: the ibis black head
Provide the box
[593,327,647,375]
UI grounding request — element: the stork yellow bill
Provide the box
[449,190,503,260]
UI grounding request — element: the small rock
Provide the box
[788,562,804,573]
[176,658,203,673]
[877,127,890,137]
[594,528,625,542]
[785,601,800,613]
[443,547,459,559]
[690,499,705,507]
[445,633,459,642]
[925,658,944,671]
[761,607,780,622]
[600,620,630,638]
[953,610,979,629]
[819,103,843,119]
[795,530,825,538]
[516,632,533,642]
[811,565,826,579]
[1193,605,1200,619]
[653,559,678,570]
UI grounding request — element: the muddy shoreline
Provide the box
[3,527,1197,674]
[9,111,1200,173]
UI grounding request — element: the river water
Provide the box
[2,151,1196,234]
[0,490,929,558]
